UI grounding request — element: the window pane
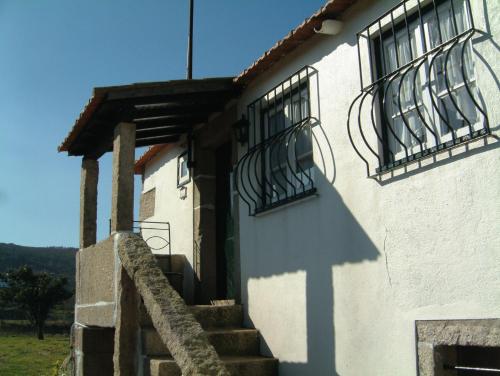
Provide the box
[297,154,314,172]
[270,166,287,200]
[180,159,188,178]
[438,86,478,134]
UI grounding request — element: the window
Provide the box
[177,151,190,187]
[436,345,500,375]
[348,0,489,175]
[262,83,313,202]
[235,66,316,215]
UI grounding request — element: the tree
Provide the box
[0,266,72,339]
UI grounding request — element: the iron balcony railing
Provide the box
[347,0,490,176]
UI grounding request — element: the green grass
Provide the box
[0,332,69,376]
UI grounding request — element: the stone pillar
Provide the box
[113,263,139,376]
[80,158,99,249]
[193,142,217,303]
[110,122,136,233]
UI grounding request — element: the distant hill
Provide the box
[0,243,77,288]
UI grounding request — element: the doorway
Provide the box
[215,142,233,300]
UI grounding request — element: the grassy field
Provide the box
[0,331,69,376]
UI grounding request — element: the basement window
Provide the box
[436,345,500,375]
[416,320,500,376]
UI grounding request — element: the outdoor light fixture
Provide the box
[232,115,249,144]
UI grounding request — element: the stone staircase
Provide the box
[139,255,279,376]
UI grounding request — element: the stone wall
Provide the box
[139,188,156,220]
[75,237,115,327]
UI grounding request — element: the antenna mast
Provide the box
[187,0,194,79]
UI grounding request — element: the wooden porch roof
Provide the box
[58,78,241,158]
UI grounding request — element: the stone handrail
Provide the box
[116,233,229,376]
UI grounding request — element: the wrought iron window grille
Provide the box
[347,0,490,177]
[234,66,318,215]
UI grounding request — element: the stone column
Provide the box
[80,157,99,249]
[109,123,138,375]
[110,122,136,233]
[193,142,217,303]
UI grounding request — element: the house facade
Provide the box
[134,1,500,375]
[61,0,500,375]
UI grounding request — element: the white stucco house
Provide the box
[60,0,500,375]
[134,0,500,374]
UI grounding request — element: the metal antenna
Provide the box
[187,0,194,79]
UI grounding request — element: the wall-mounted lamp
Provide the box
[232,115,249,145]
[186,132,195,168]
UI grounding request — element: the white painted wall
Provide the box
[237,0,500,375]
[141,144,194,301]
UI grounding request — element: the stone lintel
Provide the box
[80,157,99,248]
[111,122,136,233]
[75,304,115,328]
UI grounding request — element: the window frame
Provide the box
[372,0,482,167]
[259,82,314,204]
[238,66,317,215]
[347,0,490,177]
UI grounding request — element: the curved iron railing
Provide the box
[133,221,170,250]
[347,0,490,176]
[234,66,317,215]
[110,219,174,272]
[235,117,317,215]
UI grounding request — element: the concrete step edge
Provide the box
[146,355,278,376]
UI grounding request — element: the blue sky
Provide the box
[0,0,325,247]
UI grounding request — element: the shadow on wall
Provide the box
[238,101,381,373]
[236,19,382,373]
[242,173,380,375]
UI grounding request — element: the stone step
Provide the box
[146,355,279,376]
[190,305,243,329]
[154,254,186,275]
[140,304,243,329]
[142,327,260,357]
[154,254,185,297]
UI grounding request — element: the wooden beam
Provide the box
[112,90,238,107]
[136,125,192,138]
[105,78,237,102]
[132,103,224,118]
[135,135,180,148]
[134,114,207,127]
